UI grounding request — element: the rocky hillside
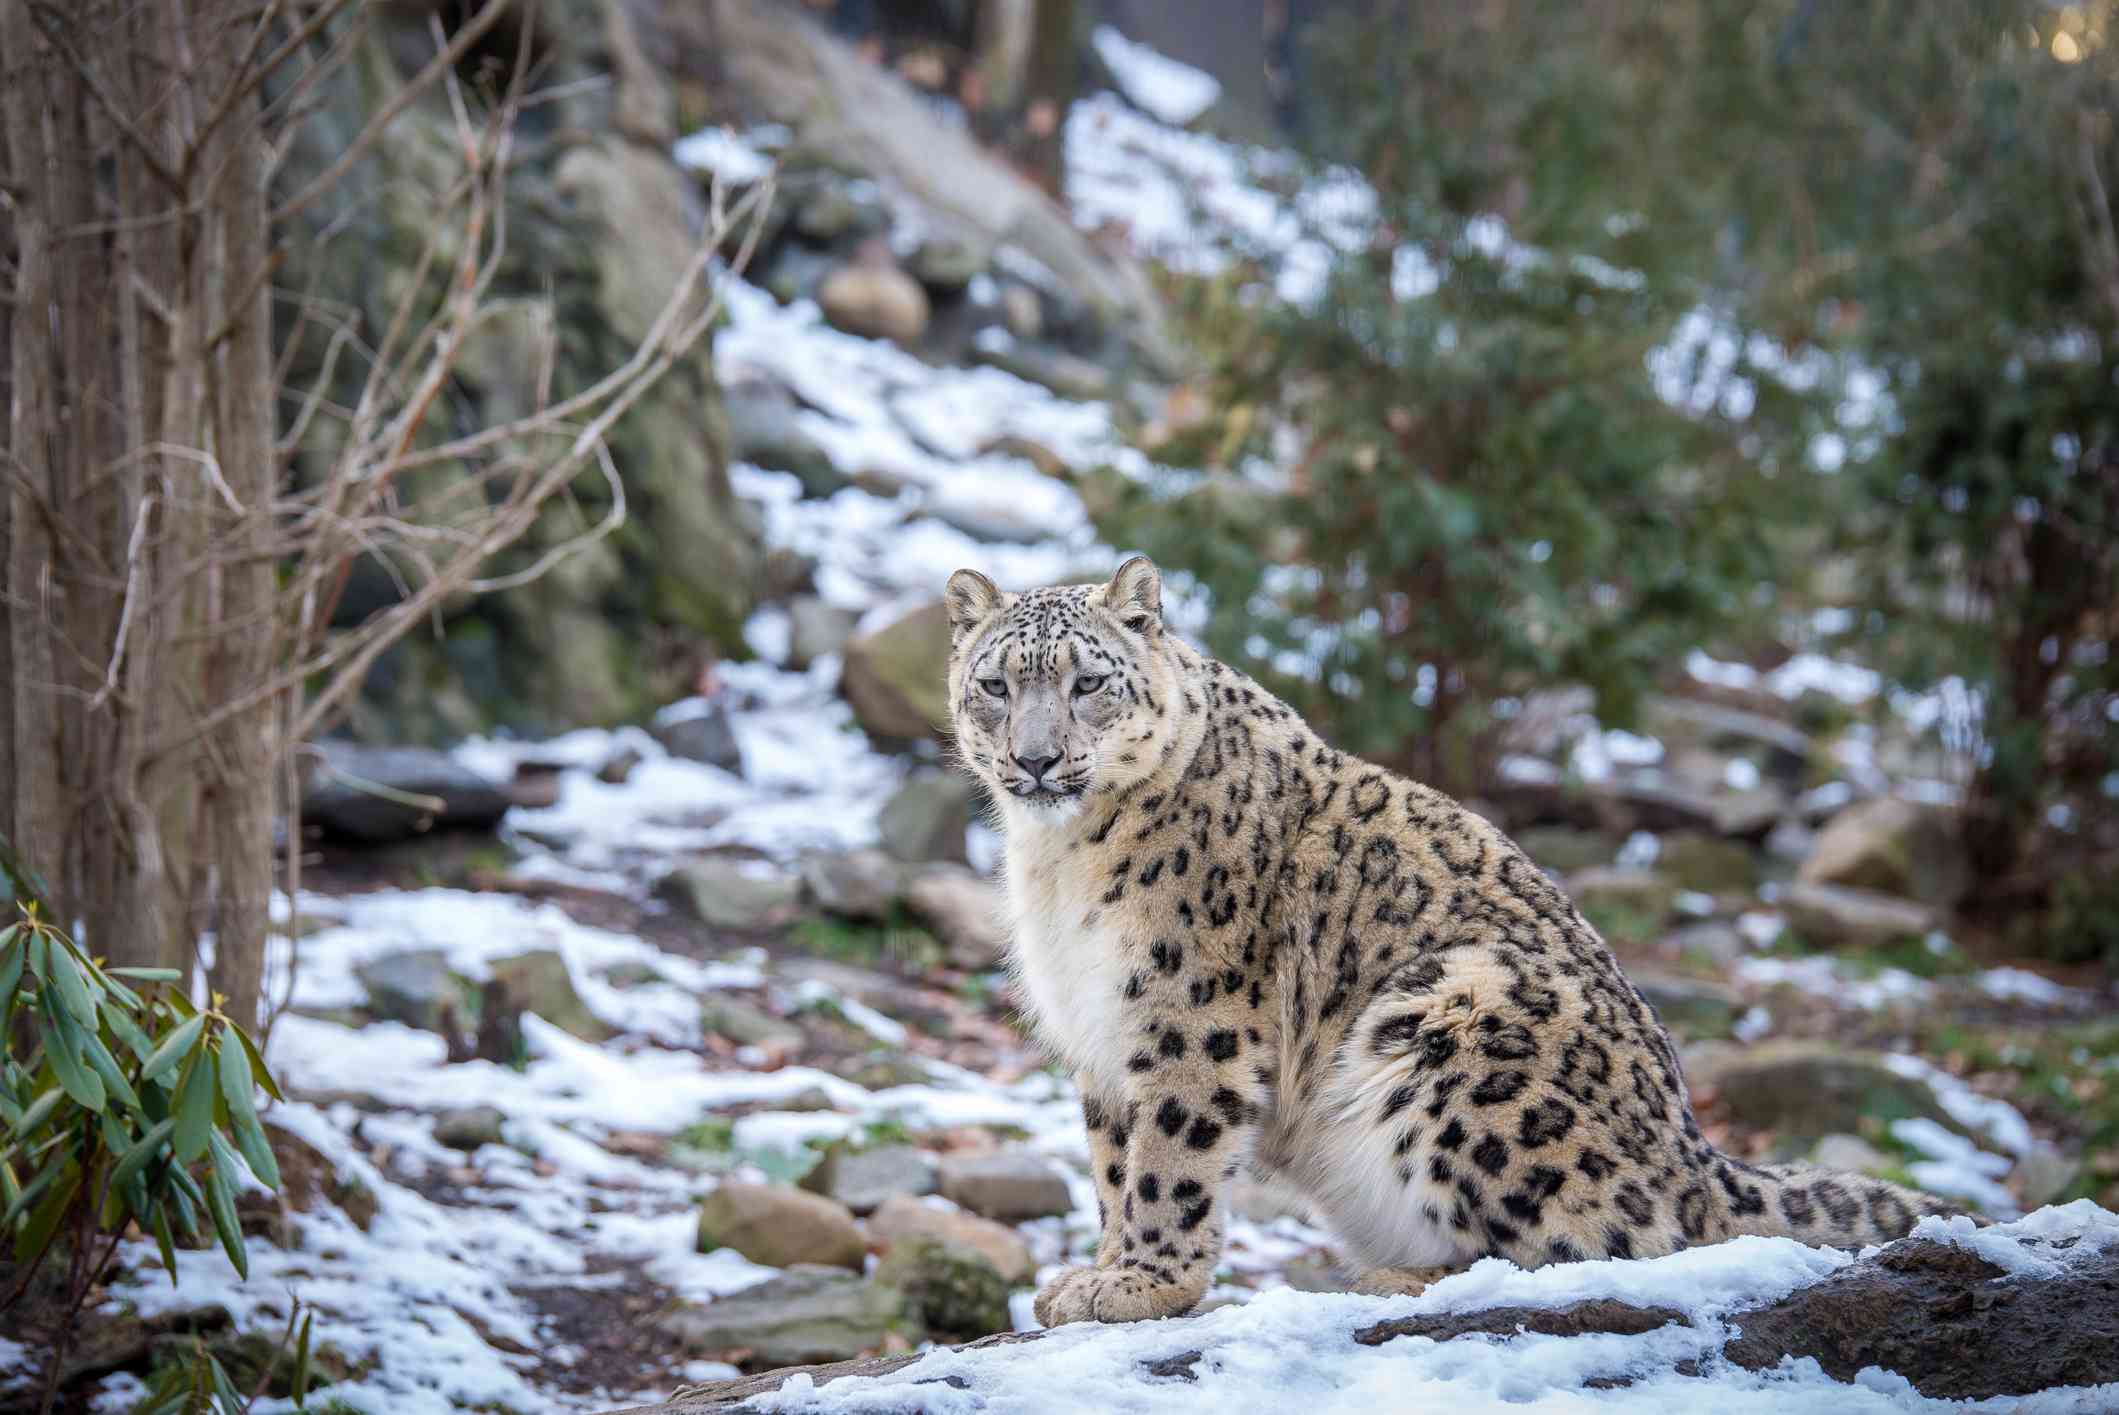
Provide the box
[16,8,2117,1414]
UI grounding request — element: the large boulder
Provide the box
[840,600,952,742]
[1781,881,1937,949]
[661,0,1179,373]
[656,1266,907,1370]
[695,1184,868,1271]
[935,1152,1072,1223]
[1684,1040,1958,1143]
[867,1195,1035,1285]
[301,742,511,844]
[799,849,906,922]
[903,864,1007,969]
[657,856,804,931]
[877,773,974,865]
[787,596,858,669]
[649,699,743,773]
[700,994,807,1051]
[1721,1238,2119,1398]
[1642,696,1814,782]
[484,949,612,1043]
[1798,796,1965,907]
[801,1143,940,1216]
[354,949,460,1031]
[872,1235,1012,1341]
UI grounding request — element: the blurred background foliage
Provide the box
[1095,0,2119,963]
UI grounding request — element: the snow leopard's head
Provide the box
[945,557,1181,824]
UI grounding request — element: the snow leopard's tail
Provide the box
[1720,1160,1974,1248]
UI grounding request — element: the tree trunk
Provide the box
[0,0,273,1023]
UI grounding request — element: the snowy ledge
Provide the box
[608,1203,2119,1414]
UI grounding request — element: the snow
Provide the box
[1734,954,1936,1011]
[1091,25,1222,126]
[1889,1118,2019,1217]
[673,125,779,185]
[1976,966,2093,1009]
[1881,1054,2042,1159]
[719,1209,2119,1414]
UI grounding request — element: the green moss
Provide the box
[788,913,945,971]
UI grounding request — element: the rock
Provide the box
[1764,816,1817,864]
[684,0,1178,372]
[936,1151,1071,1223]
[792,182,886,243]
[1357,1297,1683,1347]
[778,958,953,1035]
[598,745,644,784]
[1642,696,1814,781]
[2010,1149,2082,1209]
[507,761,563,810]
[1656,832,1759,897]
[817,263,931,344]
[485,949,613,1043]
[999,283,1042,340]
[1512,827,1619,878]
[799,848,906,922]
[726,384,847,499]
[433,1105,506,1151]
[649,699,743,773]
[908,234,988,293]
[868,1195,1035,1284]
[843,1052,938,1091]
[903,864,1006,969]
[695,1184,868,1271]
[658,856,804,932]
[761,546,819,601]
[1631,971,1742,1041]
[1722,1239,2119,1398]
[877,772,973,865]
[354,949,459,1031]
[1811,1133,1894,1176]
[787,596,858,669]
[1781,881,1937,948]
[700,994,806,1051]
[1226,1178,1314,1227]
[656,1265,907,1370]
[1710,785,1790,839]
[1564,868,1678,923]
[967,335,1114,402]
[1665,919,1747,967]
[1685,1040,1957,1142]
[872,1235,1011,1340]
[302,741,511,844]
[801,1143,939,1215]
[840,599,951,742]
[1798,796,1965,907]
[922,494,1058,546]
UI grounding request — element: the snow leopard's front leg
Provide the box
[1080,1089,1133,1265]
[1036,1002,1266,1325]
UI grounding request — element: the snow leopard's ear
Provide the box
[945,568,1005,644]
[1102,556,1162,634]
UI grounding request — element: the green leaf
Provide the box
[79,1025,141,1113]
[173,1047,216,1165]
[293,1309,314,1406]
[151,1206,179,1285]
[24,929,46,979]
[1,1154,57,1228]
[107,966,182,982]
[14,1158,80,1262]
[39,991,105,1112]
[216,1028,279,1189]
[208,1351,245,1414]
[167,1159,206,1236]
[0,933,25,1011]
[106,1004,155,1065]
[110,1116,176,1193]
[8,1084,64,1143]
[202,1146,248,1280]
[140,1013,207,1084]
[44,941,100,1030]
[231,1023,283,1103]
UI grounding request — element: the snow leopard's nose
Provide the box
[1013,751,1060,782]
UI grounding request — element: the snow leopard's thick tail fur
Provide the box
[1722,1161,1974,1248]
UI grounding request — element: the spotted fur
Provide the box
[945,558,1961,1327]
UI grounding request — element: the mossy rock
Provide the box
[873,1235,1012,1340]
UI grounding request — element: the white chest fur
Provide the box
[1001,817,1139,1100]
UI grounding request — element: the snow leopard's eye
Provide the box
[980,677,1008,699]
[1072,674,1106,697]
